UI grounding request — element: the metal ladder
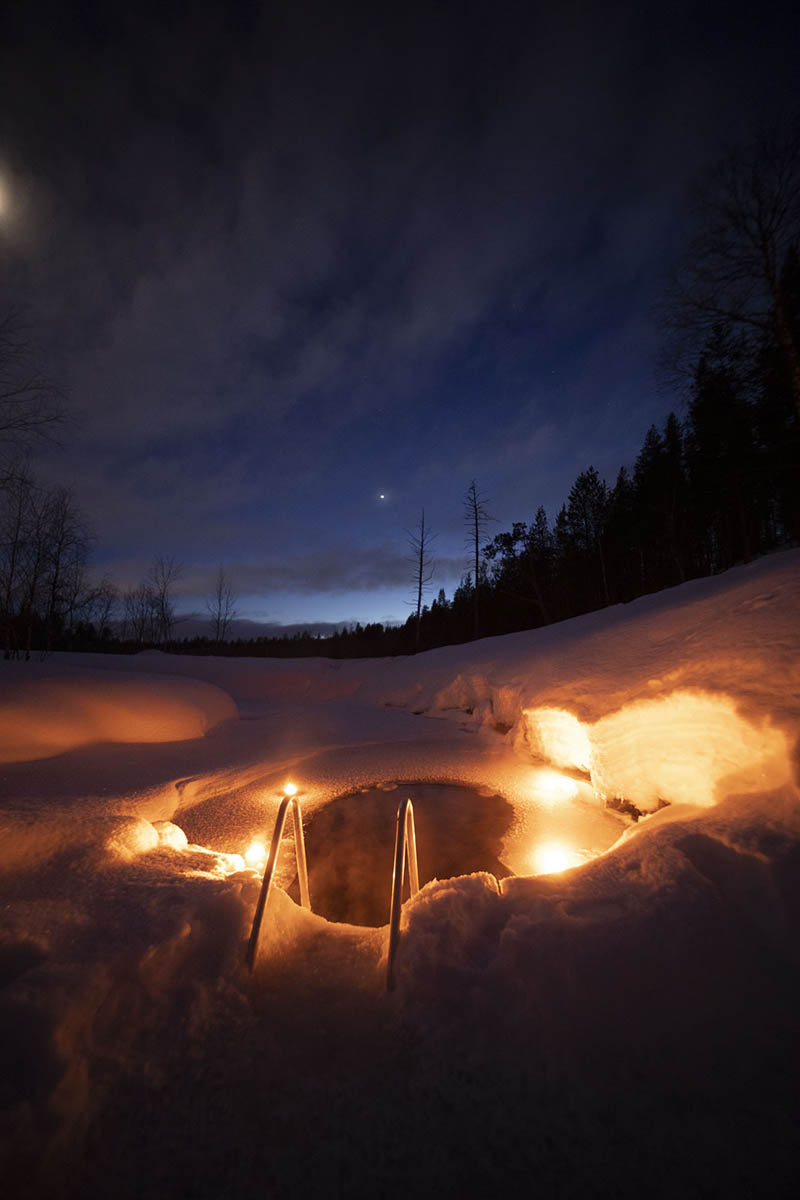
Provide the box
[386,797,419,990]
[244,793,310,971]
[245,795,420,990]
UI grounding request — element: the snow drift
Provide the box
[0,664,237,762]
[1,551,799,1198]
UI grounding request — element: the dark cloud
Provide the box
[1,1,798,623]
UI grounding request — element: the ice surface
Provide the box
[1,551,799,1197]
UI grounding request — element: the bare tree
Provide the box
[0,309,68,450]
[206,565,238,645]
[123,584,157,644]
[40,486,91,649]
[0,473,93,656]
[405,510,435,649]
[147,555,183,643]
[658,120,800,412]
[464,479,493,639]
[0,467,34,656]
[16,483,52,658]
[77,576,118,638]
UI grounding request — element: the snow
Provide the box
[1,550,799,1197]
[0,664,236,763]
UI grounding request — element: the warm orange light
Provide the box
[283,781,298,797]
[245,839,267,868]
[534,769,578,805]
[591,690,790,811]
[530,840,582,875]
[523,707,592,771]
[220,852,246,874]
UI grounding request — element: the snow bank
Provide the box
[382,551,800,812]
[49,648,365,703]
[0,665,237,762]
[1,551,799,1198]
[396,784,800,1009]
[37,550,800,814]
[522,688,791,810]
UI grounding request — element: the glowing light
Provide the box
[534,769,578,805]
[379,493,386,500]
[245,840,267,868]
[591,689,791,811]
[219,852,245,874]
[524,707,592,771]
[531,840,584,875]
[283,781,298,797]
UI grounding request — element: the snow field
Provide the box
[1,550,799,1196]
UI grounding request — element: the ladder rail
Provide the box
[386,797,420,991]
[245,795,310,970]
[246,791,421,988]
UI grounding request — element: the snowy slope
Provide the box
[1,551,799,1198]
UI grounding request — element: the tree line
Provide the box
[0,310,113,658]
[0,466,116,658]
[256,123,798,656]
[403,121,800,649]
[2,122,798,659]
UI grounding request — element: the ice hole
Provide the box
[286,782,515,926]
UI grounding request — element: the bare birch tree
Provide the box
[78,577,118,638]
[206,565,238,644]
[147,555,182,644]
[405,509,435,649]
[464,479,493,639]
[123,584,157,644]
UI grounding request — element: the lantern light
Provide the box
[531,840,583,876]
[245,840,267,868]
[534,769,578,805]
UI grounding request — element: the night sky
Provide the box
[1,1,797,633]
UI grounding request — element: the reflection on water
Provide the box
[289,782,514,926]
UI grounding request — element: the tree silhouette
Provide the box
[659,120,800,414]
[206,565,238,645]
[0,471,91,657]
[0,309,67,452]
[405,509,435,649]
[147,555,182,644]
[686,327,758,571]
[566,467,610,608]
[463,479,492,639]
